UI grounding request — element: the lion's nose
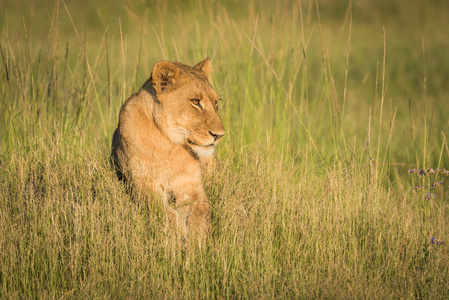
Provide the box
[209,131,225,141]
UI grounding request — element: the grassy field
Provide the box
[1,0,449,298]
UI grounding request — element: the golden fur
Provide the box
[111,58,225,247]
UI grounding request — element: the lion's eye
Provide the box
[191,99,202,109]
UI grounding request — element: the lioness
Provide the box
[111,58,225,247]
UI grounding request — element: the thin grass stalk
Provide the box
[134,26,143,92]
[241,14,258,152]
[242,30,322,162]
[375,26,386,184]
[422,39,428,171]
[0,42,13,144]
[443,133,449,160]
[298,0,308,115]
[151,24,167,60]
[341,2,352,160]
[368,106,374,184]
[61,0,108,139]
[105,29,112,129]
[315,0,337,151]
[380,107,397,176]
[119,18,127,105]
[434,133,445,184]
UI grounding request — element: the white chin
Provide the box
[191,145,215,158]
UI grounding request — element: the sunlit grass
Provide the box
[1,0,449,298]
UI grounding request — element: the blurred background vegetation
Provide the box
[2,0,448,169]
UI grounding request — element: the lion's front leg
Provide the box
[124,165,188,240]
[185,200,210,248]
[176,200,210,249]
[171,174,211,248]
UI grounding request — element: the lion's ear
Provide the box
[151,61,179,94]
[194,58,213,81]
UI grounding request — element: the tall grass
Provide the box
[1,0,449,298]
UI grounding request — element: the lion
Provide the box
[111,58,225,247]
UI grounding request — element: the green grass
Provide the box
[1,0,449,298]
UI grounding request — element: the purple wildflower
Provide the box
[408,169,417,175]
[437,168,449,176]
[430,181,442,189]
[424,192,436,201]
[431,237,444,246]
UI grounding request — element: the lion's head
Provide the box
[150,58,225,158]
